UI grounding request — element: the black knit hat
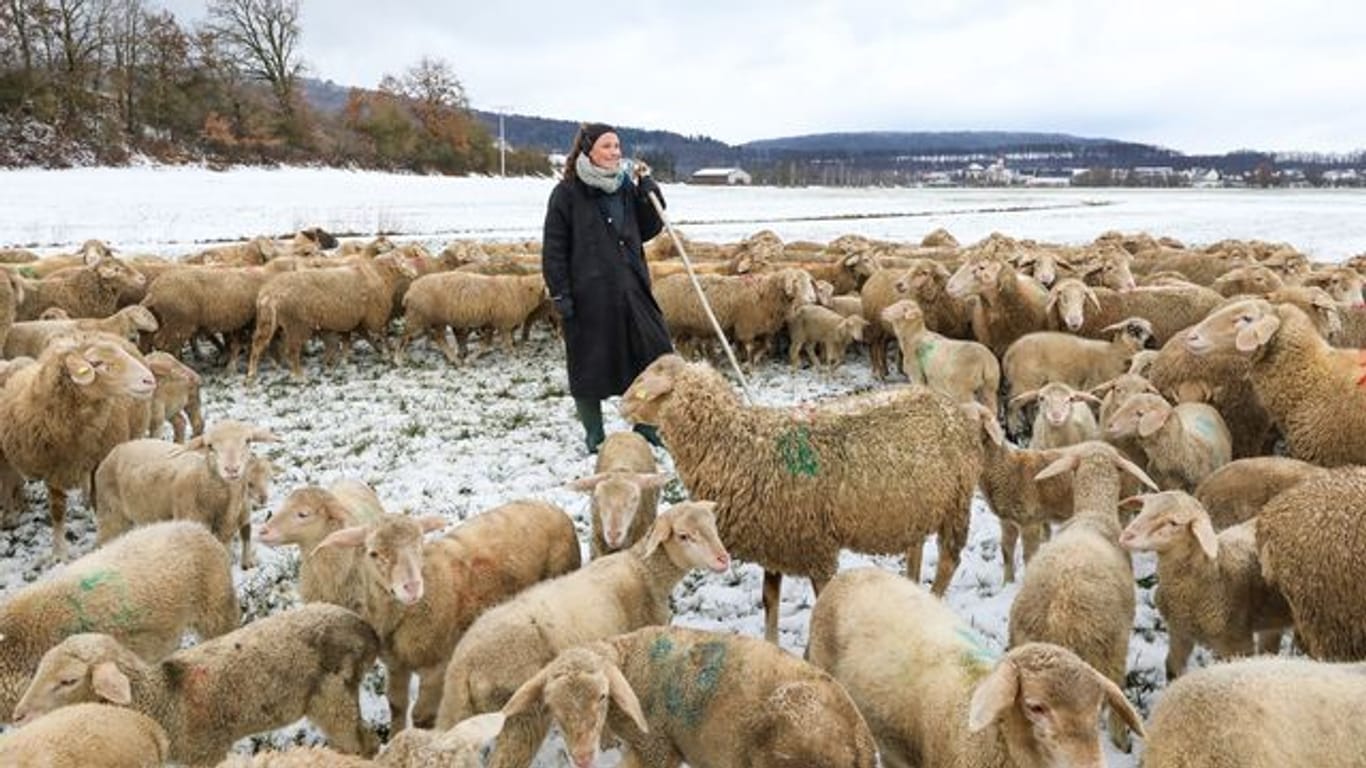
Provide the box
[579,122,616,153]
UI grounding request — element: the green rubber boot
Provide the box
[574,397,606,454]
[633,423,664,449]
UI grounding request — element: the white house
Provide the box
[689,167,752,185]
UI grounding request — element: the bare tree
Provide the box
[205,0,303,125]
[382,55,468,111]
[106,0,142,131]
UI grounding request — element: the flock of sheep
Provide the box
[0,223,1364,767]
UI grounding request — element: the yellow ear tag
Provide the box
[73,364,92,378]
[636,387,649,400]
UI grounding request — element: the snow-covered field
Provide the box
[2,167,1361,765]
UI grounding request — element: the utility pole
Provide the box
[493,104,512,177]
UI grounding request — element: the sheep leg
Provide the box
[433,327,461,365]
[308,672,378,757]
[999,519,1021,583]
[452,328,472,361]
[1256,629,1284,655]
[395,323,421,364]
[928,536,958,596]
[1165,629,1195,681]
[870,337,887,380]
[46,484,68,560]
[186,399,204,439]
[498,327,515,355]
[385,659,413,732]
[762,570,782,643]
[788,339,803,371]
[321,332,342,367]
[1021,523,1047,568]
[905,540,924,586]
[238,521,254,570]
[170,413,187,444]
[409,664,446,730]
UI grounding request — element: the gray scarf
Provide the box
[576,153,625,194]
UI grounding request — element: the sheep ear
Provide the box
[63,353,98,386]
[248,428,282,443]
[628,370,675,404]
[565,473,607,493]
[641,511,676,557]
[501,667,549,719]
[92,661,132,706]
[1190,515,1219,560]
[1235,314,1280,352]
[1008,389,1039,407]
[1114,455,1160,492]
[1033,454,1077,482]
[968,658,1019,732]
[312,525,369,555]
[183,435,205,451]
[1137,407,1169,438]
[1085,286,1102,310]
[605,662,649,734]
[632,472,672,492]
[1094,670,1146,739]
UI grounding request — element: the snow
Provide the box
[0,166,1343,765]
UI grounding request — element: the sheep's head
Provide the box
[145,352,200,388]
[185,420,280,483]
[1125,351,1159,377]
[1267,286,1342,340]
[968,642,1145,768]
[504,646,648,768]
[946,256,1005,300]
[641,501,730,573]
[838,315,869,342]
[1317,268,1366,307]
[1092,373,1159,413]
[1044,279,1100,332]
[245,456,273,508]
[880,299,924,331]
[1118,491,1218,559]
[813,280,836,306]
[57,337,156,400]
[1033,440,1159,491]
[12,633,139,725]
[567,471,671,551]
[1081,249,1135,291]
[117,305,160,335]
[1099,317,1155,351]
[92,256,146,289]
[38,306,70,321]
[779,269,817,308]
[1212,265,1282,297]
[620,354,688,425]
[315,513,447,606]
[1014,383,1100,429]
[1105,392,1174,439]
[78,239,114,263]
[1184,298,1280,356]
[259,486,354,546]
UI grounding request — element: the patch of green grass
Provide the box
[350,435,375,456]
[400,420,427,439]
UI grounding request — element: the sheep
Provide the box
[1104,392,1232,492]
[14,253,145,321]
[144,351,204,442]
[246,253,416,381]
[1010,381,1102,449]
[1210,263,1285,297]
[945,254,1051,357]
[857,264,915,378]
[653,268,817,364]
[433,501,730,743]
[785,303,868,373]
[94,420,281,567]
[883,298,1000,413]
[620,353,983,643]
[257,479,385,610]
[1142,657,1366,768]
[1299,265,1365,308]
[13,603,381,765]
[1256,466,1366,661]
[376,713,506,768]
[0,521,240,721]
[1001,317,1154,434]
[807,567,1145,768]
[893,258,975,340]
[0,269,23,353]
[140,262,296,368]
[314,501,582,731]
[1146,330,1273,459]
[0,333,157,559]
[0,702,170,767]
[1194,457,1327,530]
[1044,278,1223,344]
[3,304,159,359]
[1185,298,1366,466]
[1119,492,1294,681]
[566,431,669,559]
[397,272,548,364]
[1076,246,1138,290]
[495,626,877,768]
[216,746,375,767]
[1008,440,1158,751]
[1091,371,1161,468]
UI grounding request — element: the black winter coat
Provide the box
[542,175,673,399]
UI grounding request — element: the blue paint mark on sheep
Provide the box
[648,639,730,729]
[955,625,999,672]
[777,426,819,477]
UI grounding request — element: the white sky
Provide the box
[157,1,1366,155]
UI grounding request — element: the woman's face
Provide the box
[588,132,621,170]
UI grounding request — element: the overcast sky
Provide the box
[159,1,1366,155]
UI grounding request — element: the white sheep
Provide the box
[13,604,381,765]
[1010,381,1102,449]
[566,431,669,559]
[883,298,1000,413]
[376,712,506,768]
[945,253,1052,357]
[433,501,730,740]
[1119,491,1294,680]
[2,304,159,359]
[144,351,204,443]
[1193,456,1326,530]
[397,272,548,364]
[807,567,1145,768]
[1105,392,1232,492]
[0,702,170,767]
[257,479,385,609]
[785,302,868,374]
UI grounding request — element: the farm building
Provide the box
[689,167,752,185]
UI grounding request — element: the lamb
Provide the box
[883,298,1000,413]
[257,479,386,610]
[785,303,868,373]
[144,351,204,442]
[1119,492,1294,681]
[1010,381,1102,449]
[14,253,145,320]
[807,567,1145,768]
[0,521,240,721]
[0,702,170,767]
[1001,317,1154,433]
[1185,298,1366,466]
[94,420,281,568]
[376,713,506,768]
[3,305,159,359]
[946,254,1051,357]
[1256,465,1366,661]
[397,272,547,364]
[246,253,416,380]
[620,354,983,643]
[566,431,669,559]
[1104,392,1232,492]
[313,501,582,730]
[1045,278,1223,344]
[1008,440,1157,750]
[1146,329,1274,459]
[1142,657,1366,768]
[13,604,381,765]
[495,626,877,768]
[433,501,730,744]
[1091,371,1161,467]
[1194,457,1327,529]
[0,332,157,559]
[653,268,817,364]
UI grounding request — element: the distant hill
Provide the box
[742,131,1119,153]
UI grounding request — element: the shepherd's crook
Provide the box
[645,189,755,405]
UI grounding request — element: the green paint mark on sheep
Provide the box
[777,426,819,477]
[647,638,730,730]
[65,569,141,634]
[18,266,37,279]
[955,625,999,674]
[916,339,937,372]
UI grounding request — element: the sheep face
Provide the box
[619,354,689,426]
[880,299,923,331]
[316,515,447,606]
[895,260,950,296]
[1212,265,1281,297]
[1118,492,1219,559]
[259,487,347,546]
[1105,393,1173,439]
[781,269,818,309]
[1100,318,1155,351]
[1044,279,1099,332]
[1184,299,1279,356]
[12,634,135,725]
[569,472,670,551]
[92,257,146,291]
[185,421,279,483]
[1091,251,1136,291]
[946,257,1004,300]
[61,339,156,400]
[968,643,1144,768]
[643,501,730,573]
[1035,383,1098,429]
[245,456,273,508]
[1322,269,1365,307]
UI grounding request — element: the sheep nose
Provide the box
[713,552,731,572]
[572,752,596,768]
[398,581,423,604]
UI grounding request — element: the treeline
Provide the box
[0,0,548,174]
